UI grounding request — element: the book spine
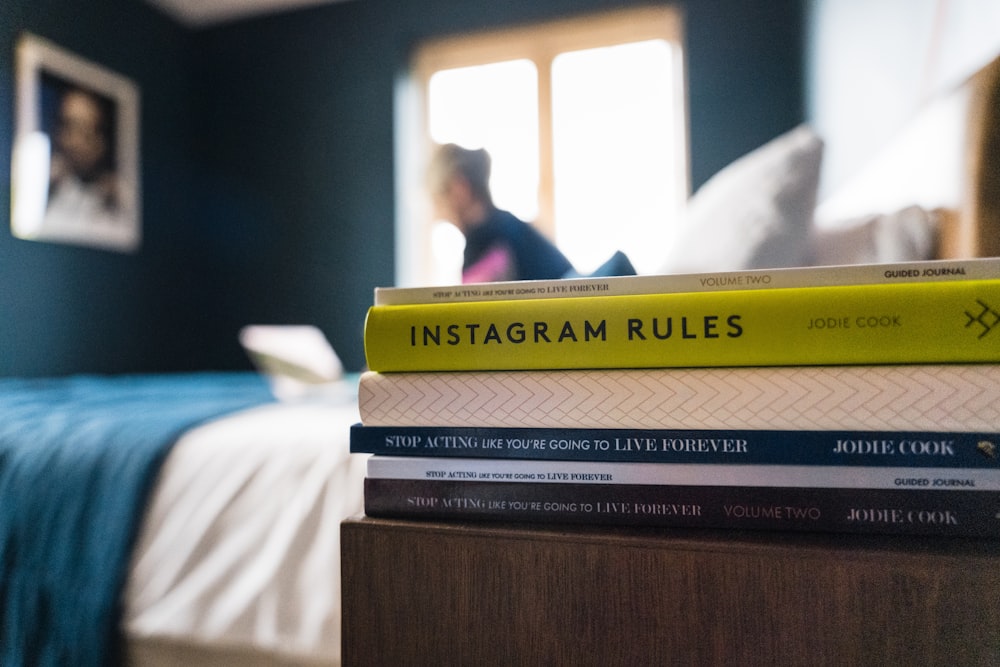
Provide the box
[363,280,1000,372]
[351,425,1000,468]
[374,258,1000,305]
[363,478,1000,538]
[356,365,1000,432]
[366,456,1000,490]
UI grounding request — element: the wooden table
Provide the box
[341,516,1000,666]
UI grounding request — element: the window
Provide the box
[396,7,687,286]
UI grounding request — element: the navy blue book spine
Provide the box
[350,424,1000,468]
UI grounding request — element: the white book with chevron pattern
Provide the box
[357,364,1000,432]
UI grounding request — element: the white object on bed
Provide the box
[808,205,939,266]
[239,325,345,402]
[656,124,824,274]
[804,81,973,267]
[123,391,366,666]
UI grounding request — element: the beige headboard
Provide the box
[940,53,1000,258]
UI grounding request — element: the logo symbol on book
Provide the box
[964,300,1000,339]
[978,440,997,460]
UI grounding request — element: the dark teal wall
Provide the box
[0,0,804,376]
[0,0,211,375]
[684,0,805,186]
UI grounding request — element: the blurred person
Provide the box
[427,143,574,283]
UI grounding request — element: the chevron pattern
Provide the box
[358,365,1000,431]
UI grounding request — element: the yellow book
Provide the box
[363,279,1000,372]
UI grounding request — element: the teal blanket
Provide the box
[0,373,273,666]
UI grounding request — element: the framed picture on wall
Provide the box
[10,33,141,252]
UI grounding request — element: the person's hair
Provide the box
[427,143,493,205]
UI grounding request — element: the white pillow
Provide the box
[657,125,823,274]
[809,205,939,266]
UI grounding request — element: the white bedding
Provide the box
[122,392,367,666]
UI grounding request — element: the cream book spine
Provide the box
[374,257,1000,305]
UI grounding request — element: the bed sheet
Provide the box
[123,390,366,666]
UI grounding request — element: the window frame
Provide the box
[396,6,689,286]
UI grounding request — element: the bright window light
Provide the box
[552,39,678,273]
[406,7,687,286]
[428,60,539,223]
[428,221,465,286]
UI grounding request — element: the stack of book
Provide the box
[351,258,1000,537]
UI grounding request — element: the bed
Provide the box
[1,53,999,667]
[0,370,366,667]
[0,324,368,667]
[122,382,366,667]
